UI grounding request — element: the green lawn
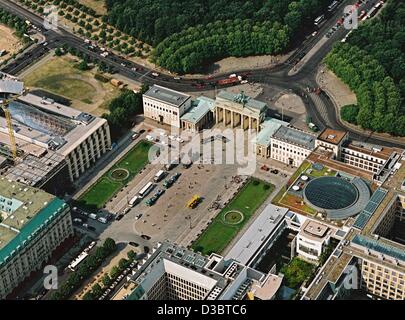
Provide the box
[78,140,152,210]
[192,179,274,255]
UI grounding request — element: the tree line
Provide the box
[102,85,148,140]
[325,0,405,136]
[152,20,290,74]
[51,238,116,300]
[0,8,29,38]
[104,0,332,73]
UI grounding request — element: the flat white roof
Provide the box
[225,204,289,265]
[144,85,191,108]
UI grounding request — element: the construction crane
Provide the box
[0,95,18,163]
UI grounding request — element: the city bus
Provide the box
[314,15,325,27]
[327,1,339,13]
[138,182,154,199]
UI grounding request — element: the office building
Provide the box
[0,93,111,183]
[126,241,283,301]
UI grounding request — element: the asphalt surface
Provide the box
[1,0,403,148]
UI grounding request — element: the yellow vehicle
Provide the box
[187,195,201,209]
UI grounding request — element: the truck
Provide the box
[154,170,166,182]
[308,122,319,132]
[217,77,240,86]
[129,195,141,207]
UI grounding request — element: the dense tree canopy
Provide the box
[105,0,332,73]
[325,0,405,136]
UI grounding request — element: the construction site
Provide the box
[0,72,111,195]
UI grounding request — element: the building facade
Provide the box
[0,179,73,298]
[315,128,348,159]
[270,126,317,167]
[214,91,266,131]
[143,85,191,128]
[296,220,331,261]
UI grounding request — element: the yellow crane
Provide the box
[0,95,18,162]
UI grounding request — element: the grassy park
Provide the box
[78,140,152,210]
[23,54,121,115]
[192,179,274,255]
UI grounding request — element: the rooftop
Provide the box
[144,85,191,107]
[181,96,215,124]
[0,72,24,95]
[216,91,267,113]
[225,204,289,265]
[301,220,329,239]
[352,235,405,262]
[273,126,317,150]
[317,128,347,145]
[343,141,394,161]
[253,118,289,147]
[0,178,68,264]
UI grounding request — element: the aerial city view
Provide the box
[0,0,404,309]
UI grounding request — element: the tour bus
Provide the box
[367,7,377,19]
[129,195,141,207]
[154,170,166,182]
[314,15,325,27]
[138,182,154,199]
[327,1,339,13]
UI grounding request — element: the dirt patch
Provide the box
[0,24,23,63]
[78,0,107,16]
[275,94,306,115]
[318,66,357,108]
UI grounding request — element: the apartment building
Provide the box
[143,85,192,128]
[0,178,73,298]
[270,126,317,167]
